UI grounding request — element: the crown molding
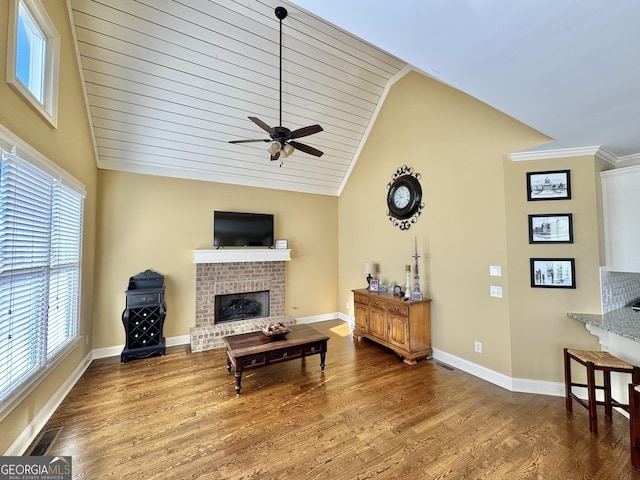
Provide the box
[616,152,640,168]
[508,145,627,166]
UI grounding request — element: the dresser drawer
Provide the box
[128,292,162,306]
[387,303,409,317]
[370,298,386,309]
[354,292,369,305]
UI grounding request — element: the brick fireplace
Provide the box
[190,249,296,352]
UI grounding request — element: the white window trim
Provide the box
[6,0,60,128]
[0,123,85,423]
[0,124,85,195]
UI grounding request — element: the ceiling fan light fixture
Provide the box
[282,143,295,157]
[268,141,282,156]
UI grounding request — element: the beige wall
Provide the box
[0,0,98,454]
[94,170,338,348]
[339,71,602,381]
[504,155,611,380]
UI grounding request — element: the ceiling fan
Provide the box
[228,6,324,162]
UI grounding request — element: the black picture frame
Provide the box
[530,258,576,289]
[369,279,379,292]
[528,213,573,244]
[527,170,571,201]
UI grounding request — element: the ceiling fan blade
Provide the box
[228,139,270,144]
[289,124,323,139]
[248,116,274,134]
[289,141,324,157]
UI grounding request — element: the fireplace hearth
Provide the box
[190,250,296,352]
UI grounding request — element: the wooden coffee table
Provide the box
[223,324,329,395]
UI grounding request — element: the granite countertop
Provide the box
[567,307,640,342]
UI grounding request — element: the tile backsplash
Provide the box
[601,268,640,313]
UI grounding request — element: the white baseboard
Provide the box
[296,312,342,324]
[91,344,123,360]
[5,351,93,456]
[432,347,565,397]
[92,334,192,360]
[167,334,191,346]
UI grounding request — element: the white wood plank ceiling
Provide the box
[68,0,407,196]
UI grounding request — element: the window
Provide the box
[6,0,60,127]
[0,127,84,413]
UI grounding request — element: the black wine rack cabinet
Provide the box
[121,270,166,363]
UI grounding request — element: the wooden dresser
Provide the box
[352,288,431,365]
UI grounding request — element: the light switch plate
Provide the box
[489,265,502,277]
[490,286,503,298]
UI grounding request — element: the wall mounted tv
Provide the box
[213,211,274,248]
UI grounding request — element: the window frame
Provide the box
[0,124,85,422]
[6,0,60,128]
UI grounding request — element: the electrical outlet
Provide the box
[489,265,502,276]
[490,286,502,298]
[474,341,482,353]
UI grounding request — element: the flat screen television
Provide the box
[213,211,274,248]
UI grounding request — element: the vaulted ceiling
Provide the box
[68,1,640,196]
[68,0,407,196]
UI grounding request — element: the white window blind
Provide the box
[0,151,83,403]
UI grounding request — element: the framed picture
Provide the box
[369,279,379,292]
[527,170,571,201]
[393,285,403,296]
[530,258,576,289]
[528,213,573,244]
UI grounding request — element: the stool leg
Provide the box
[630,384,640,469]
[564,348,573,413]
[587,361,598,434]
[604,370,613,418]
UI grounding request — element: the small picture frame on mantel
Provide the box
[369,279,379,292]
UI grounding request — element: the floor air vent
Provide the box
[26,427,63,456]
[434,361,455,371]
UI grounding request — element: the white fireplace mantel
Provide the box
[193,248,291,264]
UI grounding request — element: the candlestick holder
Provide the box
[404,267,411,299]
[412,248,423,301]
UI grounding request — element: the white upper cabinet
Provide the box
[602,165,640,272]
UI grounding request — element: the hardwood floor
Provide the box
[32,320,640,479]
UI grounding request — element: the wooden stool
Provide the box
[629,384,640,469]
[564,348,640,434]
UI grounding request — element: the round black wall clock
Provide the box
[387,165,424,230]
